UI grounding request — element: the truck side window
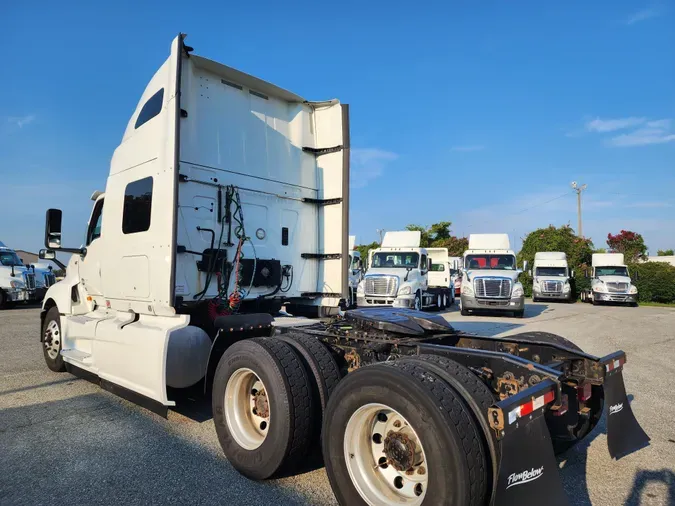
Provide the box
[421,254,427,271]
[123,177,153,234]
[134,88,164,129]
[86,199,104,245]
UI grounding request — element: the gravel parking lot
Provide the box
[1,302,674,506]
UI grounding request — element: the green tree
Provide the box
[517,225,594,297]
[355,241,379,267]
[606,230,648,263]
[433,236,469,257]
[657,249,674,256]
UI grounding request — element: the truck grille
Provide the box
[23,272,36,290]
[474,278,512,298]
[542,280,563,294]
[364,276,399,297]
[606,282,629,293]
[44,273,56,287]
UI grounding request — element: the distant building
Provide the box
[645,255,675,267]
[13,250,63,271]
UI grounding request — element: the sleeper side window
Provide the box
[122,177,153,234]
[134,88,164,129]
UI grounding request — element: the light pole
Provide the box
[376,229,385,245]
[571,182,587,237]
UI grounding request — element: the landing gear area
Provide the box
[422,288,454,311]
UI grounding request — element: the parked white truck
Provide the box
[0,241,37,308]
[531,252,574,302]
[459,234,527,317]
[346,235,363,308]
[356,231,454,310]
[37,34,649,506]
[581,253,638,306]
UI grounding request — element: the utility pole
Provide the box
[570,182,587,237]
[376,229,385,245]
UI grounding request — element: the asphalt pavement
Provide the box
[1,302,674,505]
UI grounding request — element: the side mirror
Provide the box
[527,269,532,276]
[45,209,63,249]
[522,260,528,272]
[571,269,575,278]
[39,249,56,260]
[584,269,589,279]
[427,259,432,271]
[633,271,640,281]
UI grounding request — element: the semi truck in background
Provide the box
[36,34,650,506]
[346,235,363,308]
[427,247,457,306]
[0,241,39,308]
[357,231,454,310]
[531,252,574,302]
[581,253,638,306]
[459,234,527,317]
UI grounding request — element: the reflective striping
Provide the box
[605,356,626,372]
[507,390,556,424]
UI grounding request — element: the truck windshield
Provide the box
[535,267,567,277]
[0,251,24,267]
[465,254,516,270]
[596,266,629,277]
[350,255,360,269]
[372,252,419,268]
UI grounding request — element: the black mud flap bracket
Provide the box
[488,379,569,506]
[600,351,651,459]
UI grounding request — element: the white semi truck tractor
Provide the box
[0,241,33,308]
[459,234,527,317]
[531,252,574,302]
[37,34,649,506]
[581,253,638,306]
[356,231,453,310]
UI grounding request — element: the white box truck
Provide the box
[459,234,527,317]
[356,231,453,310]
[581,253,638,306]
[531,252,573,302]
[37,34,648,506]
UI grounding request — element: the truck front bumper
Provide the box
[593,291,638,303]
[461,294,525,311]
[5,289,29,302]
[533,288,573,301]
[357,294,415,308]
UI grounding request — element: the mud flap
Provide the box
[604,364,650,459]
[493,415,568,506]
[489,379,569,506]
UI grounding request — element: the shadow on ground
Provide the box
[0,393,316,506]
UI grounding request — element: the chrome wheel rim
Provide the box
[344,403,428,505]
[225,368,270,450]
[44,320,60,360]
[414,296,421,311]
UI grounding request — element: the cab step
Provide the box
[60,349,93,365]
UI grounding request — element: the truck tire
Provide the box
[277,332,342,446]
[502,331,603,454]
[212,338,314,479]
[414,291,422,311]
[0,289,6,309]
[436,293,443,311]
[323,360,488,506]
[42,306,66,372]
[461,306,469,316]
[513,309,525,318]
[407,354,500,500]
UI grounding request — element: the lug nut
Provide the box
[393,420,402,428]
[406,469,414,476]
[417,466,426,475]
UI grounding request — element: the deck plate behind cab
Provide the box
[344,308,456,336]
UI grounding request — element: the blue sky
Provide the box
[1,1,674,255]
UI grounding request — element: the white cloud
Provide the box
[451,145,485,152]
[626,201,673,208]
[6,115,36,128]
[585,117,646,133]
[609,125,675,147]
[646,119,671,129]
[350,148,398,189]
[624,8,660,25]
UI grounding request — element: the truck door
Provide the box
[79,197,105,297]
